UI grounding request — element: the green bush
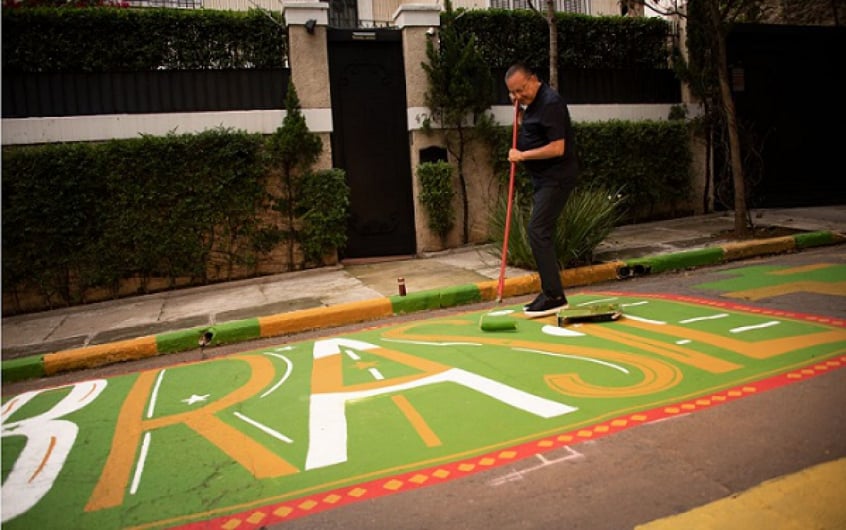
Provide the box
[486,119,693,223]
[417,161,456,243]
[2,129,270,309]
[577,120,692,220]
[1,7,286,73]
[451,10,672,70]
[298,169,350,266]
[1,127,354,313]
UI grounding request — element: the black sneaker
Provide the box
[523,293,544,311]
[523,293,569,318]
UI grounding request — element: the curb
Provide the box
[4,230,844,383]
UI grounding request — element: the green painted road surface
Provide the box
[3,264,846,529]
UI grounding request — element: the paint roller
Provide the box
[479,311,518,332]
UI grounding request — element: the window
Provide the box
[326,0,358,28]
[490,0,588,14]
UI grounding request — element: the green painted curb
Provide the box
[156,319,261,353]
[2,355,46,383]
[157,327,207,354]
[439,285,482,308]
[211,319,261,345]
[794,230,839,249]
[624,247,725,274]
[390,291,441,314]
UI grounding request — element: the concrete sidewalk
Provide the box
[2,206,844,381]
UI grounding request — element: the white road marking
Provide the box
[578,297,618,306]
[541,325,585,337]
[489,446,584,486]
[129,432,151,495]
[624,314,666,325]
[514,348,630,374]
[147,370,166,418]
[679,313,729,324]
[730,321,781,333]
[234,412,293,444]
[382,339,482,347]
[260,353,294,399]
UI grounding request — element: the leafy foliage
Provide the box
[422,0,495,244]
[2,129,269,309]
[489,186,626,270]
[1,7,286,73]
[486,119,692,223]
[297,169,350,266]
[267,83,323,270]
[417,161,456,243]
[451,9,672,72]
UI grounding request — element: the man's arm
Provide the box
[508,139,565,163]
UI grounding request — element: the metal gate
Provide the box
[727,23,846,207]
[328,28,416,259]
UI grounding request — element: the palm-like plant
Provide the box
[490,186,625,269]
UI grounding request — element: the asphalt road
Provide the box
[3,246,845,530]
[240,245,844,530]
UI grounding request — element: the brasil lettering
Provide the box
[2,292,845,529]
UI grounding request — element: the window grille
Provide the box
[490,0,588,14]
[327,0,358,28]
[123,0,202,8]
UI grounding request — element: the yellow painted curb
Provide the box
[504,274,541,299]
[476,280,499,301]
[636,458,846,530]
[563,261,625,286]
[478,262,622,304]
[722,236,796,261]
[43,336,159,375]
[477,274,540,302]
[259,298,394,338]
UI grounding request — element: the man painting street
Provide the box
[505,63,580,317]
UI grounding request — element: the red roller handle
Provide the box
[496,99,520,303]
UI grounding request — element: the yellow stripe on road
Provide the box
[391,394,442,447]
[636,458,846,530]
[770,263,838,275]
[725,280,846,301]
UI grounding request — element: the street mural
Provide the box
[3,263,845,529]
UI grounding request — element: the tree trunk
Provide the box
[709,1,749,235]
[457,127,470,244]
[547,0,558,91]
[718,69,748,233]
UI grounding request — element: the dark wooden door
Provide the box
[328,28,416,258]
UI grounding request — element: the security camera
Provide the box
[426,27,435,36]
